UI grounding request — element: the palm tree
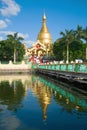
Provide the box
[75,25,83,40]
[60,29,74,63]
[7,33,24,63]
[82,27,87,60]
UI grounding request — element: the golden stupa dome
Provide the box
[37,13,52,45]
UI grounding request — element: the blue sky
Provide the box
[0,0,87,47]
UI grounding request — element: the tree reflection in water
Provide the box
[0,80,25,112]
[0,75,87,130]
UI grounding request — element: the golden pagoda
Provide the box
[27,13,52,58]
[37,13,52,46]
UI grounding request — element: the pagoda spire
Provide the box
[43,12,46,20]
[37,13,52,45]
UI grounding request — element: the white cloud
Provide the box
[24,40,35,47]
[0,31,34,47]
[0,19,11,29]
[18,33,29,39]
[0,36,3,41]
[1,115,20,130]
[0,31,30,41]
[0,20,7,28]
[0,0,21,16]
[0,30,14,35]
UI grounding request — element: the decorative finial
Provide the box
[43,11,46,19]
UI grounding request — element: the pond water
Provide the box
[0,74,87,130]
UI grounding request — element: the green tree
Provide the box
[69,40,85,61]
[53,39,66,60]
[81,27,87,60]
[53,26,86,62]
[75,25,83,40]
[7,33,24,63]
[0,33,25,62]
[60,29,74,63]
[0,40,13,62]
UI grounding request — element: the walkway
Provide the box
[33,62,87,85]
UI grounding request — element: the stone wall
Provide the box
[0,61,32,74]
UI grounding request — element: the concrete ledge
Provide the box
[0,62,33,74]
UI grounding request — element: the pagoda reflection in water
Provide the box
[0,75,87,120]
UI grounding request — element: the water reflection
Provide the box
[31,76,52,120]
[0,75,87,130]
[36,76,87,113]
[0,80,25,112]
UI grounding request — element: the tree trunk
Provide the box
[86,47,87,60]
[14,48,16,63]
[66,43,69,63]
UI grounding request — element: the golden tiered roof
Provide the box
[37,13,52,45]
